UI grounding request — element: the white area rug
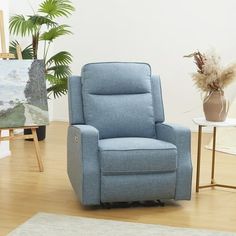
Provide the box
[7,212,236,236]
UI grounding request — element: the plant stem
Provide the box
[43,40,47,61]
[32,33,39,59]
[45,42,51,62]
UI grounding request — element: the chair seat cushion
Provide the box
[99,137,177,175]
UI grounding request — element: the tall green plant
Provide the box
[9,0,75,98]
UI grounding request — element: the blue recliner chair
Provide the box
[67,62,192,206]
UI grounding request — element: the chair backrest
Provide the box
[68,62,164,139]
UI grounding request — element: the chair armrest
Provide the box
[155,123,191,158]
[156,123,192,200]
[67,125,100,205]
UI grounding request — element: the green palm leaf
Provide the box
[9,41,34,59]
[47,64,71,78]
[46,75,67,98]
[39,0,75,18]
[45,74,61,83]
[47,84,68,98]
[46,51,72,66]
[22,45,34,59]
[9,15,37,36]
[40,25,71,41]
[29,15,57,27]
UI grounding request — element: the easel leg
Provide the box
[32,128,44,172]
[9,129,14,150]
[9,129,14,137]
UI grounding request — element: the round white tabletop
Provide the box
[193,117,236,127]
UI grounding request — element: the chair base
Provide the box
[101,200,165,209]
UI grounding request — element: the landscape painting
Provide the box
[0,60,49,128]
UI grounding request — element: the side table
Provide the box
[193,117,236,192]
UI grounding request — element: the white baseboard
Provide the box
[0,130,11,159]
[51,118,69,122]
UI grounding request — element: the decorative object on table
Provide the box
[0,60,49,128]
[206,97,236,155]
[9,0,75,140]
[185,51,236,122]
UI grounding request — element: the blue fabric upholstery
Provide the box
[81,62,151,94]
[68,76,84,125]
[156,123,192,200]
[101,173,176,202]
[151,75,165,123]
[67,125,100,205]
[67,62,192,205]
[99,137,177,175]
[81,63,156,139]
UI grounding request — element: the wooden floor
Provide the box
[0,122,236,235]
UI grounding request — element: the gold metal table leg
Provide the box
[196,125,202,192]
[211,127,216,184]
[196,124,236,191]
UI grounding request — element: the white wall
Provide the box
[10,0,236,129]
[0,1,9,49]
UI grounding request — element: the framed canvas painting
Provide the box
[0,60,49,128]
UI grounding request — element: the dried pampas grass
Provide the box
[185,51,236,93]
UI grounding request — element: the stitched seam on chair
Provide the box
[88,92,150,96]
[99,148,177,152]
[102,168,177,172]
[81,62,152,76]
[101,169,177,174]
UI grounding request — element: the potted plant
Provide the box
[185,51,236,122]
[9,0,75,140]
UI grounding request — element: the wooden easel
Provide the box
[0,10,43,172]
